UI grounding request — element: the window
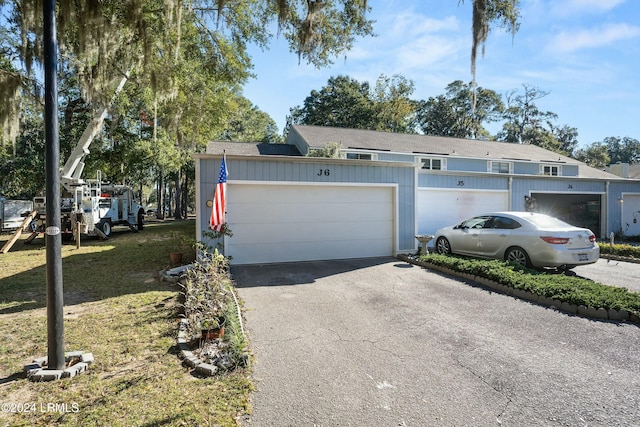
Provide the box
[541,164,560,176]
[526,215,571,228]
[491,216,522,230]
[489,161,512,174]
[420,157,446,170]
[461,216,492,229]
[346,152,374,160]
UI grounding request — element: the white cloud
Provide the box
[394,36,465,70]
[329,11,467,78]
[567,0,625,11]
[278,14,465,91]
[551,0,626,16]
[388,13,460,37]
[548,23,640,52]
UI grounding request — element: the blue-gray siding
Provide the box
[511,178,605,209]
[419,173,508,190]
[376,152,412,163]
[198,153,640,254]
[374,151,582,179]
[513,162,538,175]
[198,157,416,253]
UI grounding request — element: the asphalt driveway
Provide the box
[232,257,640,426]
[573,258,640,293]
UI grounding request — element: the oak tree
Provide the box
[415,80,504,139]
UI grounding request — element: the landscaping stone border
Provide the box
[177,318,221,376]
[398,255,640,325]
[176,284,249,377]
[24,351,94,382]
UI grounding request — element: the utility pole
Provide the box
[43,0,65,370]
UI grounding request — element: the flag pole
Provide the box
[43,0,65,371]
[222,151,228,253]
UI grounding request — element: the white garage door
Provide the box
[226,183,395,264]
[417,189,509,235]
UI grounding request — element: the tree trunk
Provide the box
[174,168,183,220]
[167,181,173,218]
[156,170,164,219]
[182,172,189,218]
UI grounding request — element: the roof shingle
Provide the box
[289,125,620,179]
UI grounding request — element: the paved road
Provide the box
[232,258,640,426]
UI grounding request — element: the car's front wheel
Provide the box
[436,237,451,254]
[98,219,112,237]
[505,246,530,267]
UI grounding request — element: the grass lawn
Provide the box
[0,220,252,426]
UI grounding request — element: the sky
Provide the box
[242,0,640,148]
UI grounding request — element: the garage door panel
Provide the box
[232,185,389,204]
[230,219,393,245]
[229,201,391,223]
[226,183,395,264]
[417,189,508,235]
[229,238,392,264]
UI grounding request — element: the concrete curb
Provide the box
[600,254,640,264]
[398,255,640,325]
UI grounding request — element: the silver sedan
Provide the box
[434,211,600,269]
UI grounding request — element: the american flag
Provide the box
[210,155,228,231]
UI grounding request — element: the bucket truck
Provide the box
[33,73,145,239]
[0,198,34,231]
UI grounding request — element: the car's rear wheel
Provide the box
[436,237,451,254]
[505,246,530,267]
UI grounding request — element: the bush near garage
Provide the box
[599,242,640,259]
[417,254,640,316]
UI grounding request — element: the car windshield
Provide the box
[525,214,572,229]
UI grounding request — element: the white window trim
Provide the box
[540,164,562,176]
[487,161,513,174]
[344,152,378,160]
[417,157,447,171]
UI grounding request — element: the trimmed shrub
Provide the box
[418,254,640,315]
[599,242,640,259]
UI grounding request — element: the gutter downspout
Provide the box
[604,181,609,239]
[508,176,513,211]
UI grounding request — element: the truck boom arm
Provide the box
[60,73,130,192]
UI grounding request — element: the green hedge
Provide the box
[598,242,640,258]
[417,254,640,315]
